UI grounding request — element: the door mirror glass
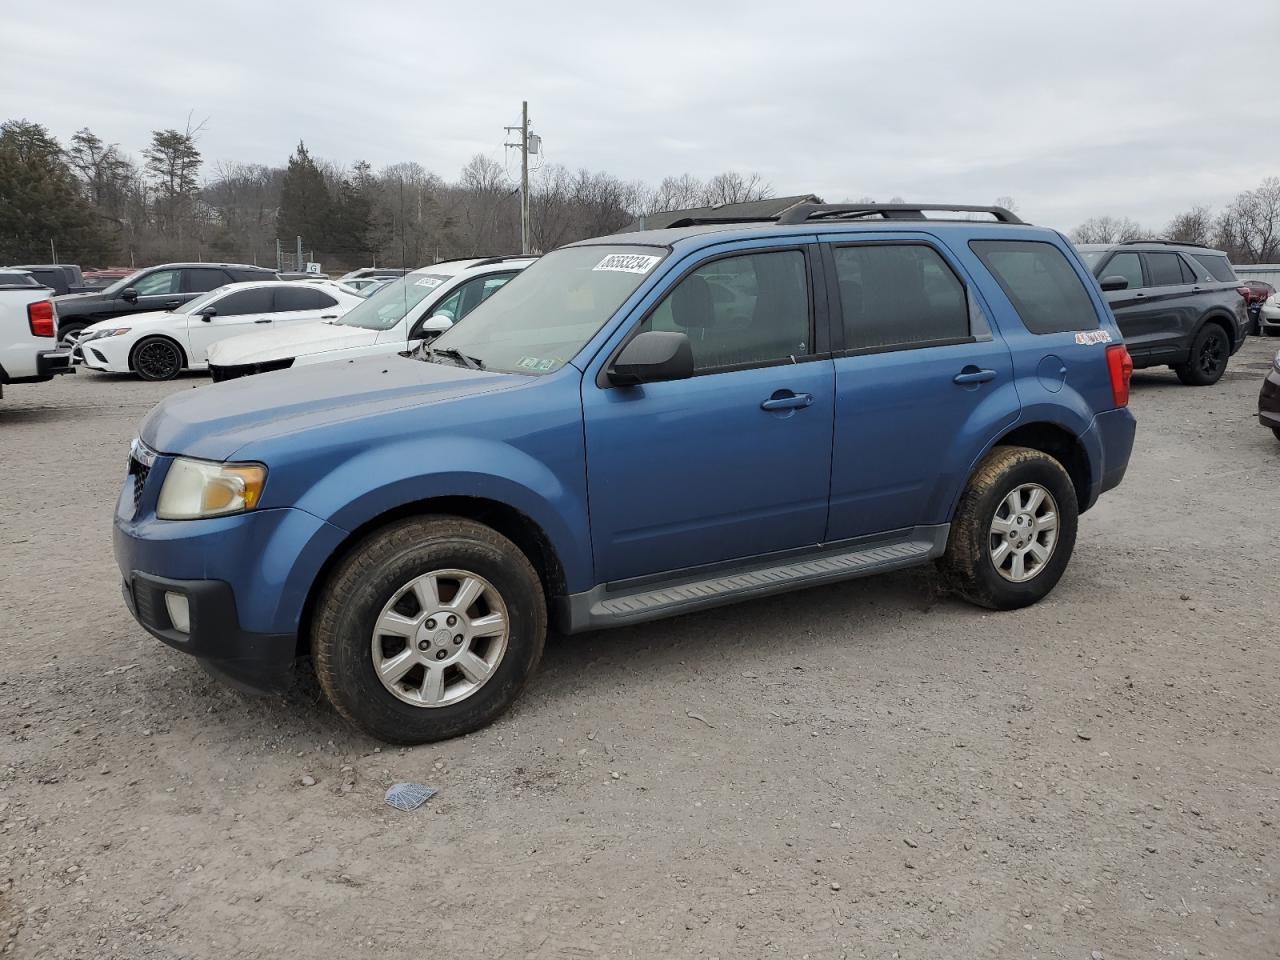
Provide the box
[198,307,218,321]
[121,287,138,303]
[1099,275,1129,292]
[608,331,694,386]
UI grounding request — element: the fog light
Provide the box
[164,592,191,633]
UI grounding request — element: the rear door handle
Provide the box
[760,392,814,411]
[253,318,273,324]
[953,368,997,385]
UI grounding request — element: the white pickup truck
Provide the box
[0,270,73,399]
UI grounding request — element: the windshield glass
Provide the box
[335,273,452,330]
[427,245,666,375]
[100,269,149,296]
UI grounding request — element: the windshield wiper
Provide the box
[427,346,485,370]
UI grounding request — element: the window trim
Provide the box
[1097,250,1148,290]
[823,239,977,358]
[597,243,827,386]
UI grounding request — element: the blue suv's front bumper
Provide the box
[114,476,347,691]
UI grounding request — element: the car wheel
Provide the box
[312,516,547,744]
[58,323,87,349]
[1173,324,1229,386]
[941,445,1078,611]
[131,337,185,381]
[1273,427,1280,444]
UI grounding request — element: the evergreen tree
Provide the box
[277,141,332,258]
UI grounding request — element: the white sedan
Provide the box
[73,281,364,381]
[206,257,532,381]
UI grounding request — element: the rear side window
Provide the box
[970,240,1099,334]
[215,288,275,316]
[640,249,810,372]
[1146,253,1184,287]
[832,243,969,351]
[1190,253,1236,283]
[1177,255,1198,283]
[1100,251,1143,290]
[273,287,339,311]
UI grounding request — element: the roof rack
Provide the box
[471,254,539,267]
[1116,238,1205,248]
[777,203,1024,225]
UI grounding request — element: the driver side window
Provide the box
[134,270,180,296]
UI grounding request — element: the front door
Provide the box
[582,245,836,584]
[184,286,277,363]
[822,237,1017,541]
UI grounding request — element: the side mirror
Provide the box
[420,314,454,336]
[198,307,217,322]
[607,331,694,386]
[121,287,138,303]
[1100,275,1129,292]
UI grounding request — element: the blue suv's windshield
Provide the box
[427,245,666,375]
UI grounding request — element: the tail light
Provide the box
[1106,343,1133,408]
[27,300,56,338]
[1236,286,1253,301]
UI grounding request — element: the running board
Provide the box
[558,525,948,633]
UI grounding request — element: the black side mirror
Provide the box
[198,307,217,322]
[607,331,694,386]
[1100,275,1129,292]
[121,287,138,303]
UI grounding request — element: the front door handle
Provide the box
[163,299,182,309]
[953,368,997,385]
[254,318,273,324]
[761,392,814,411]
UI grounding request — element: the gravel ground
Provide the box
[1,340,1278,959]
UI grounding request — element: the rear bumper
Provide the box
[121,572,295,692]
[1085,407,1137,509]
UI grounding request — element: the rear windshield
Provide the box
[0,271,39,287]
[1190,253,1236,283]
[970,240,1099,335]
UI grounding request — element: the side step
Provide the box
[560,525,948,632]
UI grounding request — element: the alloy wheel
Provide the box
[989,483,1059,583]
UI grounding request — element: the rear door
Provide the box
[581,242,835,583]
[270,286,342,325]
[822,234,1017,541]
[1133,251,1198,361]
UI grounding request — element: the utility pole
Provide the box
[505,101,531,255]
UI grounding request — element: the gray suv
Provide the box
[1077,241,1248,385]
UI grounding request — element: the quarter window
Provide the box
[970,240,1099,334]
[133,270,181,296]
[832,244,969,351]
[1100,252,1143,290]
[1146,252,1184,287]
[1191,253,1236,283]
[639,250,810,372]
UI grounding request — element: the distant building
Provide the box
[617,194,824,233]
[1233,263,1280,283]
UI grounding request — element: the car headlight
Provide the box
[1274,352,1280,373]
[84,328,131,341]
[156,457,267,520]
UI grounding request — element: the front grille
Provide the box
[210,357,294,383]
[127,439,157,514]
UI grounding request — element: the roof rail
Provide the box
[1116,238,1205,248]
[471,254,539,267]
[777,203,1024,225]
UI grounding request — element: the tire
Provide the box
[57,323,87,349]
[131,336,185,381]
[1273,427,1280,444]
[1173,324,1229,386]
[941,445,1079,611]
[312,516,547,744]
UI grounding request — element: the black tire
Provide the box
[941,445,1079,611]
[131,336,185,381]
[1273,427,1280,444]
[1173,324,1229,386]
[312,516,547,744]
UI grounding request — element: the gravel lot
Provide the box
[2,340,1278,959]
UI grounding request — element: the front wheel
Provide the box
[1173,324,1229,386]
[941,446,1079,610]
[131,336,185,381]
[58,323,87,349]
[312,516,547,744]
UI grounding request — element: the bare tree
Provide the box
[1214,177,1280,263]
[1163,205,1213,247]
[1071,215,1147,244]
[703,171,772,206]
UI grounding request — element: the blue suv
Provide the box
[114,203,1137,744]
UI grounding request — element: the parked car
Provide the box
[206,257,532,381]
[1076,241,1249,385]
[115,203,1136,744]
[53,262,280,348]
[1241,280,1275,328]
[3,264,97,296]
[74,280,363,381]
[0,274,72,399]
[337,276,391,294]
[1260,348,1280,442]
[339,267,408,282]
[1255,289,1280,336]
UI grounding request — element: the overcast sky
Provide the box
[4,0,1278,231]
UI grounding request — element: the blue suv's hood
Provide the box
[140,356,523,460]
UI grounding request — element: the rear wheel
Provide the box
[941,446,1078,610]
[1173,324,1229,386]
[1272,427,1280,443]
[312,516,547,744]
[131,336,185,381]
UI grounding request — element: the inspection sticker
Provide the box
[414,277,444,288]
[593,254,660,274]
[1074,330,1113,345]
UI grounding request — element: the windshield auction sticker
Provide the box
[414,277,444,288]
[593,254,660,274]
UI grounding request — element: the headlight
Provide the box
[83,328,131,341]
[156,457,267,520]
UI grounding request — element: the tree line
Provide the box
[0,117,775,271]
